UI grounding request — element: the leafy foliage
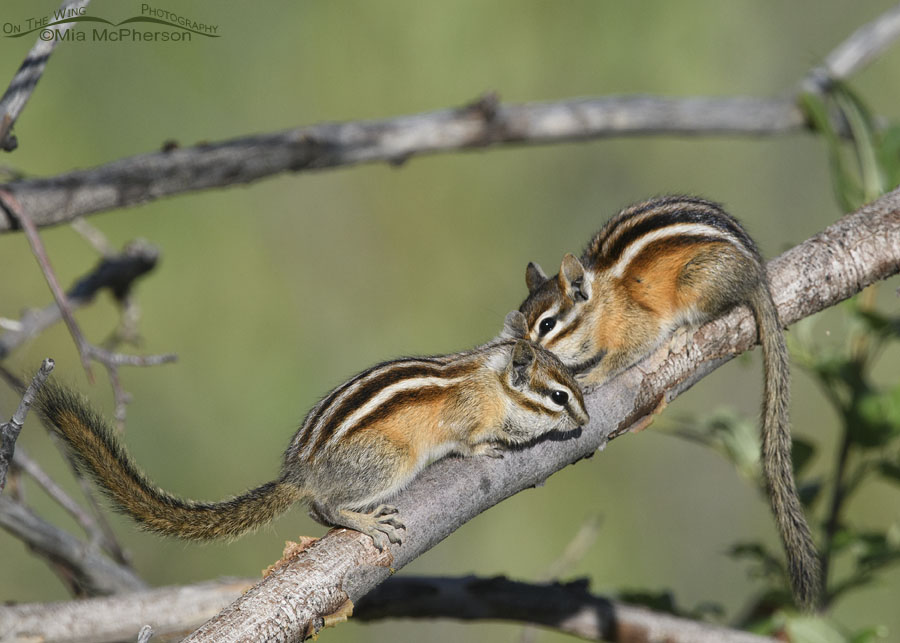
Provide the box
[800,82,900,212]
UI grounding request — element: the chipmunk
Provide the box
[518,195,821,609]
[36,312,588,551]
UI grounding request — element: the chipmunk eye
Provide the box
[538,317,556,336]
[550,390,569,405]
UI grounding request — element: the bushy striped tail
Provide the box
[750,286,822,609]
[36,384,304,541]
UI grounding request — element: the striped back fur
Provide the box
[286,337,588,466]
[582,195,759,274]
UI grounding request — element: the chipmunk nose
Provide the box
[573,405,590,427]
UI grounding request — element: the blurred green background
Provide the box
[1,1,899,640]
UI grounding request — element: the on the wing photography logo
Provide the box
[2,4,219,43]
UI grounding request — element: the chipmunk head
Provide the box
[495,312,589,441]
[518,254,607,375]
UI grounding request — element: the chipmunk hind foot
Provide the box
[313,502,406,551]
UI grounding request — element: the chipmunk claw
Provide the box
[366,521,405,550]
[360,505,406,550]
[373,504,399,517]
[473,442,505,458]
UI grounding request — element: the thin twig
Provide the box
[0,0,93,151]
[0,189,175,420]
[69,462,131,566]
[12,447,128,564]
[70,216,115,256]
[0,239,161,360]
[0,494,146,596]
[0,358,53,491]
[103,295,143,350]
[0,189,93,375]
[83,345,174,367]
[816,3,900,82]
[820,427,852,603]
[539,515,604,582]
[136,625,153,643]
[520,515,603,643]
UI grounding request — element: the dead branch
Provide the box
[0,96,800,233]
[0,579,248,643]
[0,494,145,596]
[813,3,900,82]
[0,190,175,422]
[11,448,127,564]
[355,576,775,643]
[0,0,93,151]
[0,358,53,491]
[0,4,899,233]
[0,239,160,360]
[0,575,776,643]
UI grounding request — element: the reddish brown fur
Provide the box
[623,239,726,318]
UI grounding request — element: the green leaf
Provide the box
[849,625,890,643]
[797,478,824,508]
[802,350,865,403]
[666,408,761,480]
[877,123,900,187]
[856,535,900,572]
[877,461,900,485]
[859,549,900,571]
[800,83,896,212]
[799,91,864,212]
[831,82,889,202]
[830,527,858,554]
[793,438,817,475]
[828,571,876,603]
[785,616,850,643]
[851,308,900,340]
[729,542,785,581]
[849,387,900,448]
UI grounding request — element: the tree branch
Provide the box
[0,0,92,151]
[0,579,248,643]
[0,95,802,233]
[0,494,146,596]
[0,190,93,374]
[813,3,900,82]
[0,239,160,361]
[0,191,175,424]
[180,191,900,641]
[1,3,899,233]
[11,447,128,565]
[354,576,775,643]
[0,575,775,643]
[0,359,53,491]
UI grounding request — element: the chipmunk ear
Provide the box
[559,253,591,302]
[508,339,536,388]
[500,311,528,339]
[525,262,548,293]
